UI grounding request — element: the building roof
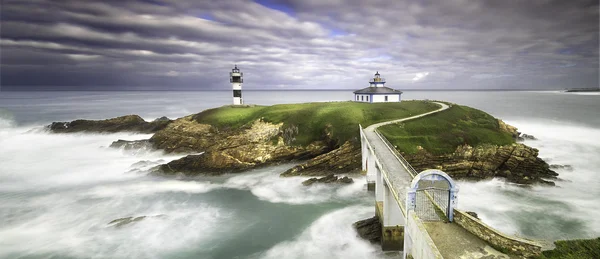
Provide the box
[353,86,403,94]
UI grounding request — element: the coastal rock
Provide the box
[353,216,381,244]
[550,164,574,171]
[149,116,216,153]
[301,174,354,186]
[107,215,166,228]
[521,134,536,140]
[49,115,171,133]
[466,211,479,219]
[153,116,171,122]
[110,139,152,150]
[404,143,558,185]
[153,118,330,176]
[498,119,519,139]
[281,141,361,177]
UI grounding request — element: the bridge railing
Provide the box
[374,128,451,221]
[374,129,418,178]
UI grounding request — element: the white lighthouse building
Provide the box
[353,71,402,103]
[230,65,243,105]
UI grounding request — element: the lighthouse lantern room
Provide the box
[230,65,243,105]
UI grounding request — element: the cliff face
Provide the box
[152,117,331,176]
[405,143,558,185]
[149,116,216,153]
[281,141,361,177]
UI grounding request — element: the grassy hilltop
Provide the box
[379,104,515,155]
[192,101,518,153]
[192,101,440,146]
[535,238,600,259]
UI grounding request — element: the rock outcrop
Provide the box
[404,143,558,185]
[353,216,381,244]
[153,118,331,176]
[149,116,218,153]
[110,139,152,150]
[49,115,171,133]
[107,215,166,228]
[550,164,573,171]
[281,141,361,177]
[301,174,354,186]
[466,211,479,219]
[498,119,519,139]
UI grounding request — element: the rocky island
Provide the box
[47,101,558,185]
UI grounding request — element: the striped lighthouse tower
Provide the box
[230,65,243,105]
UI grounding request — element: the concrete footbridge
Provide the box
[359,101,543,259]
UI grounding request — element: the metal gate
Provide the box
[415,185,450,221]
[407,170,457,222]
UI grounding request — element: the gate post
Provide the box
[403,187,417,259]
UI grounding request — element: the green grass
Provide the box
[192,101,440,146]
[378,105,514,155]
[535,238,600,259]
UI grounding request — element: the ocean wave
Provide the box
[0,108,16,129]
[0,128,179,192]
[0,195,230,259]
[223,170,368,205]
[459,119,600,240]
[85,180,220,197]
[507,119,600,148]
[258,206,385,259]
[564,92,600,96]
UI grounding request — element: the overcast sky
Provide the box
[1,0,598,90]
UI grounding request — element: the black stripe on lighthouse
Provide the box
[233,90,242,97]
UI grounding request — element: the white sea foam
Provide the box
[259,206,388,259]
[0,125,230,258]
[0,127,183,192]
[0,194,229,259]
[85,180,220,198]
[458,120,600,240]
[224,169,368,205]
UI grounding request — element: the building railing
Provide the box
[230,77,243,83]
[369,78,386,83]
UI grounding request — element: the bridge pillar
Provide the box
[375,165,384,223]
[382,181,405,251]
[375,165,384,202]
[361,134,367,172]
[366,150,377,191]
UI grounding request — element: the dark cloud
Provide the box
[1,0,598,90]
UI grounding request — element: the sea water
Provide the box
[0,90,598,258]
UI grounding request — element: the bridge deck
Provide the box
[364,127,413,210]
[364,103,451,211]
[364,102,511,258]
[425,222,511,259]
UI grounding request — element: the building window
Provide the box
[385,96,388,102]
[366,96,369,102]
[356,95,359,101]
[361,96,364,101]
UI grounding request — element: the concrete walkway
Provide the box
[425,222,511,259]
[365,102,450,132]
